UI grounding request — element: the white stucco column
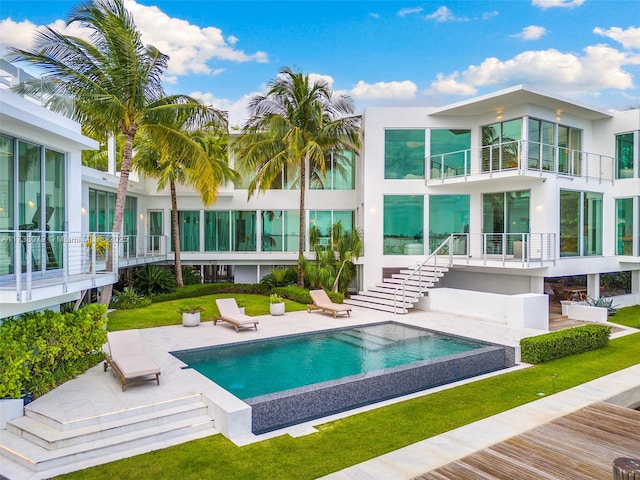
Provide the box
[587,273,600,300]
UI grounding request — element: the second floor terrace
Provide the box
[426,139,615,185]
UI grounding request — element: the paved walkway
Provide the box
[1,307,637,480]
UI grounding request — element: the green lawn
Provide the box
[58,306,640,480]
[107,293,307,331]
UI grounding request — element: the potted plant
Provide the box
[86,234,110,272]
[237,301,246,315]
[269,293,285,316]
[178,305,204,327]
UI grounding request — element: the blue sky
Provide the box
[1,0,639,125]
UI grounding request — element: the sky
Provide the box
[1,0,639,126]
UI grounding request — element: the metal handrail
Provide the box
[392,235,454,314]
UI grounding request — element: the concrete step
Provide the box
[344,298,408,314]
[373,282,427,294]
[386,277,436,288]
[354,290,420,302]
[348,294,416,309]
[0,394,216,473]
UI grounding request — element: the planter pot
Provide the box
[270,302,285,316]
[560,300,573,316]
[0,398,24,428]
[182,312,201,327]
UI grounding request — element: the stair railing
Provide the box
[392,235,454,314]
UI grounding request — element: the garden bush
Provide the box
[520,324,611,364]
[134,265,176,295]
[110,287,152,310]
[0,304,107,399]
[272,286,344,305]
[180,267,202,285]
[150,283,269,303]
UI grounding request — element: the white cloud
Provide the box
[594,26,640,50]
[369,12,381,19]
[398,7,423,17]
[0,1,268,77]
[350,80,418,100]
[309,73,335,88]
[532,0,585,8]
[512,25,547,41]
[427,45,638,98]
[191,90,259,128]
[425,6,468,22]
[482,11,499,20]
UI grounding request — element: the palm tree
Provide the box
[234,67,361,287]
[135,122,236,287]
[8,0,222,306]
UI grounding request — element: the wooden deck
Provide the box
[415,402,640,480]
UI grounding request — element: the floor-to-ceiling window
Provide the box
[616,132,635,179]
[429,129,471,179]
[560,190,602,257]
[262,210,300,252]
[172,210,199,252]
[311,150,355,190]
[557,125,582,175]
[309,210,354,248]
[428,195,470,253]
[527,118,554,170]
[0,135,14,275]
[233,211,256,251]
[383,195,423,254]
[482,190,530,254]
[616,198,634,255]
[123,196,137,255]
[148,210,163,252]
[204,211,230,252]
[482,119,522,171]
[384,130,425,179]
[45,149,65,267]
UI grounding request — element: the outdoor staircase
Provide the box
[0,393,216,476]
[345,244,453,314]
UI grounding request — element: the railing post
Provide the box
[26,231,32,301]
[14,231,21,302]
[63,233,68,293]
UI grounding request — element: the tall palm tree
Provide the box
[8,0,221,306]
[135,122,236,287]
[234,67,361,287]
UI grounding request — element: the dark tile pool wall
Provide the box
[247,345,515,434]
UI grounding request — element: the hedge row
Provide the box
[150,283,269,303]
[271,286,344,305]
[520,323,611,364]
[0,304,107,399]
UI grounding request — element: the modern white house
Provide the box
[1,59,638,326]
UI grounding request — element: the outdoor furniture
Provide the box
[563,287,588,301]
[104,330,161,391]
[214,298,259,332]
[308,289,352,318]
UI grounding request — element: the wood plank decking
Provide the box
[415,402,640,480]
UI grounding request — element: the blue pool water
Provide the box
[172,322,486,400]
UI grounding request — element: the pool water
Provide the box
[173,322,486,400]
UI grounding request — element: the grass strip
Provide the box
[58,307,639,480]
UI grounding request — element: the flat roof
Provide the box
[428,85,613,120]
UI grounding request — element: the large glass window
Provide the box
[560,190,602,257]
[45,149,65,268]
[262,210,300,252]
[429,129,471,179]
[309,210,353,248]
[428,195,469,253]
[616,133,635,179]
[482,190,530,255]
[384,130,425,179]
[18,141,42,272]
[616,198,634,255]
[204,211,230,252]
[311,150,355,190]
[148,210,163,252]
[233,211,256,251]
[123,196,137,255]
[527,118,554,170]
[482,119,522,171]
[172,210,200,252]
[383,195,423,255]
[558,125,582,175]
[0,135,15,275]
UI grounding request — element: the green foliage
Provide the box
[110,287,151,310]
[134,265,176,296]
[271,286,344,305]
[150,283,269,303]
[0,304,107,399]
[585,296,619,316]
[180,267,202,286]
[520,324,611,364]
[177,305,205,314]
[269,293,284,304]
[260,267,297,288]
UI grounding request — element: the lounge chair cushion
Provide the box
[308,290,352,317]
[105,330,161,391]
[215,298,259,332]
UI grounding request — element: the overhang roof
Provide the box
[428,85,613,121]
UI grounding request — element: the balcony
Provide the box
[431,233,556,268]
[0,231,167,305]
[427,140,614,185]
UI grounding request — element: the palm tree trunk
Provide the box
[297,154,306,288]
[100,130,135,307]
[171,180,184,287]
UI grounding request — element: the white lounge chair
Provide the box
[104,330,161,391]
[308,289,352,318]
[214,298,259,332]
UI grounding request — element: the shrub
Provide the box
[585,296,618,316]
[110,287,151,310]
[520,324,611,364]
[260,266,297,288]
[181,267,202,286]
[0,304,107,399]
[269,293,284,304]
[178,305,205,314]
[150,283,269,303]
[134,265,176,295]
[271,286,344,305]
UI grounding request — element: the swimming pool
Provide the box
[172,322,515,433]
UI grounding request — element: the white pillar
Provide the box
[587,273,599,300]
